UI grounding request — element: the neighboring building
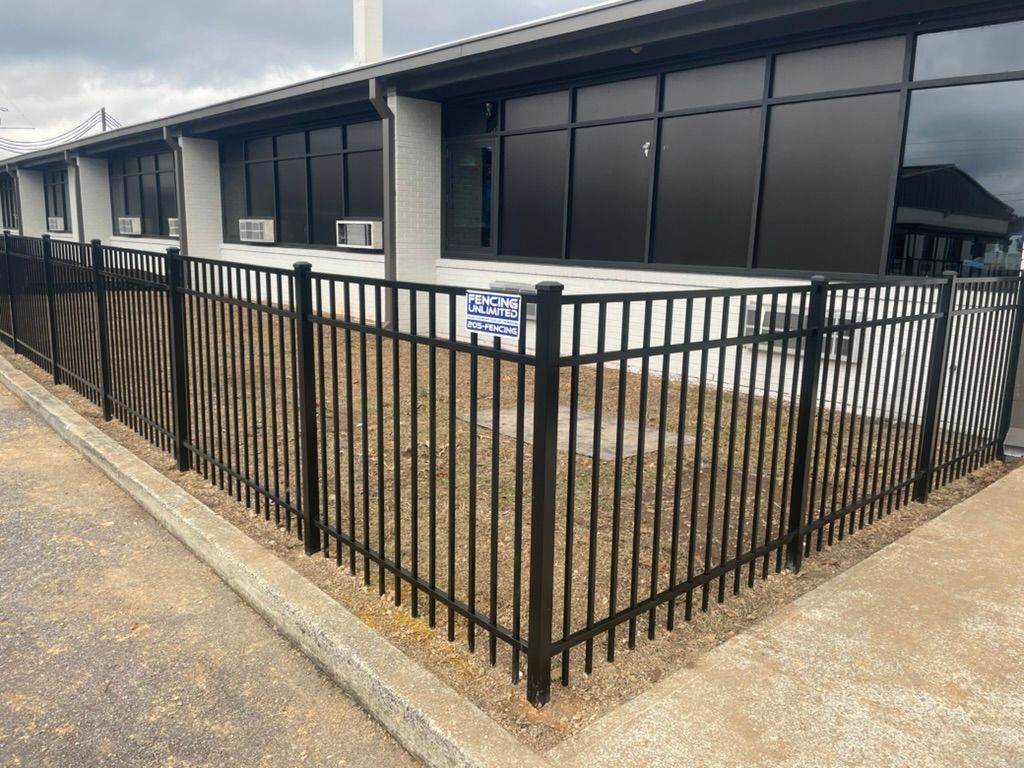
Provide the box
[2,0,1023,294]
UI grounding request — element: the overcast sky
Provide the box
[0,0,593,155]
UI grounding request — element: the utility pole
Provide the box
[101,107,107,132]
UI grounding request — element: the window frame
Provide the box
[42,168,70,233]
[107,151,178,239]
[219,119,384,251]
[440,7,1024,278]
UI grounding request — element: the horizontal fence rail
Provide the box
[2,231,1022,706]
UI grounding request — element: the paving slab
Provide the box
[546,464,1024,768]
[0,384,418,767]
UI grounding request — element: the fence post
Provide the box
[293,261,322,556]
[527,281,563,707]
[786,276,827,572]
[41,234,60,384]
[914,270,958,502]
[165,247,191,472]
[90,239,113,421]
[996,276,1024,459]
[2,230,15,354]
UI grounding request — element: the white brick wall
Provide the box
[77,157,113,242]
[16,169,46,237]
[180,137,223,258]
[392,93,441,286]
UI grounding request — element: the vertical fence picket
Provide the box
[166,247,191,471]
[90,239,112,420]
[996,277,1024,458]
[2,230,15,353]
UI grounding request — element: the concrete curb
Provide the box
[0,354,549,768]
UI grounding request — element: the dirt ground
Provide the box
[5,350,1014,751]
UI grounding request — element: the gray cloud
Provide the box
[0,0,589,156]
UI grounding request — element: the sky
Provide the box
[0,0,596,156]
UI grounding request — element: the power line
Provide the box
[0,108,127,154]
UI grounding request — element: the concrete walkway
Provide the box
[0,386,417,767]
[548,467,1024,768]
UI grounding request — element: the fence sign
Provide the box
[464,290,522,340]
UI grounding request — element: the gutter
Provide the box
[163,128,189,255]
[368,77,397,288]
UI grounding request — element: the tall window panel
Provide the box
[1,174,19,231]
[444,142,494,251]
[756,93,901,273]
[569,121,654,262]
[652,108,761,267]
[890,80,1024,277]
[220,120,383,247]
[108,152,177,237]
[43,169,69,232]
[500,131,568,259]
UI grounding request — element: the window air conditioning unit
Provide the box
[336,219,382,250]
[239,218,275,243]
[744,306,859,363]
[47,216,64,232]
[168,218,180,238]
[117,216,142,236]
[490,281,538,319]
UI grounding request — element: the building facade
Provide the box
[2,0,1023,294]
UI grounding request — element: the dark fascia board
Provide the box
[1,0,1002,167]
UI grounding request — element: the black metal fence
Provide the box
[2,231,1021,707]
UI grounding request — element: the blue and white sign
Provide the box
[464,290,522,340]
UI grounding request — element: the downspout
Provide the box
[368,77,396,285]
[65,150,86,242]
[163,127,189,255]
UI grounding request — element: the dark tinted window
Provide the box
[346,121,382,150]
[309,127,342,154]
[157,152,174,171]
[110,175,126,220]
[445,102,498,137]
[653,108,761,267]
[247,162,275,218]
[276,158,307,244]
[501,131,568,259]
[221,140,244,164]
[125,175,142,218]
[569,121,654,261]
[915,20,1024,81]
[247,137,273,161]
[310,154,343,245]
[140,155,157,173]
[220,163,245,238]
[345,151,384,218]
[576,77,656,121]
[141,174,159,235]
[663,59,765,111]
[773,37,905,96]
[889,80,1024,276]
[158,172,177,232]
[276,132,306,157]
[756,92,901,273]
[504,91,570,130]
[445,143,493,250]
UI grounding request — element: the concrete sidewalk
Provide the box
[0,386,418,766]
[547,466,1024,768]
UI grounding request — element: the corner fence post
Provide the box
[90,240,113,421]
[996,276,1024,459]
[786,276,827,572]
[293,261,322,556]
[165,247,191,472]
[2,230,16,354]
[41,234,60,384]
[527,281,563,707]
[914,271,958,502]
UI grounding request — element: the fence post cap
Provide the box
[941,270,958,279]
[90,238,102,246]
[809,274,827,285]
[534,281,564,294]
[165,246,181,256]
[41,233,50,240]
[293,261,312,271]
